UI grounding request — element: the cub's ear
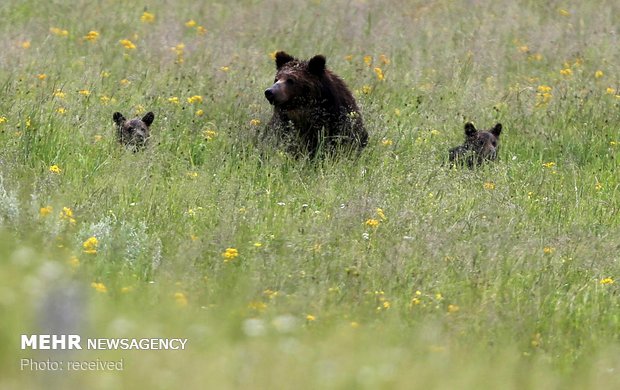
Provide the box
[275,51,295,69]
[308,55,326,75]
[113,112,125,125]
[464,122,477,137]
[491,123,502,137]
[142,112,155,127]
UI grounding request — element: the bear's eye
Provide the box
[286,78,295,85]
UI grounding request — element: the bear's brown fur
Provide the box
[263,51,367,157]
[449,122,502,168]
[112,111,154,151]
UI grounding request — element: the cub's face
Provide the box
[264,51,325,108]
[449,122,502,167]
[112,112,154,150]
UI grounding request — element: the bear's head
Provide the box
[264,51,326,108]
[449,122,502,167]
[112,111,154,151]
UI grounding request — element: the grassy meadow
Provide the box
[1,0,619,388]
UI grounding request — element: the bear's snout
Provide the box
[264,88,276,104]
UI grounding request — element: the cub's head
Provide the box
[449,122,502,167]
[112,111,154,151]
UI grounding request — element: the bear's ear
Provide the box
[491,123,502,137]
[142,112,155,127]
[275,51,295,69]
[464,122,477,137]
[113,112,125,125]
[308,55,326,75]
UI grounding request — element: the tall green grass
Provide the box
[1,0,619,388]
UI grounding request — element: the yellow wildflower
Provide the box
[483,182,495,190]
[0,116,7,124]
[222,247,239,262]
[83,236,99,254]
[344,55,353,61]
[39,206,53,217]
[53,89,65,99]
[249,119,261,126]
[56,107,67,115]
[185,20,197,28]
[379,54,390,65]
[203,129,218,140]
[447,304,460,313]
[78,89,90,96]
[121,286,133,293]
[363,55,372,66]
[119,39,136,50]
[60,207,76,224]
[374,67,385,81]
[559,68,572,76]
[381,138,393,146]
[196,26,207,35]
[537,85,552,93]
[91,282,107,293]
[558,8,570,17]
[36,73,47,80]
[49,165,61,174]
[220,66,230,72]
[174,292,188,306]
[187,95,203,104]
[361,85,372,94]
[595,182,603,191]
[543,246,556,255]
[141,11,155,23]
[594,70,604,79]
[248,301,267,312]
[50,27,69,37]
[606,87,616,95]
[376,208,386,220]
[518,45,529,53]
[168,96,180,104]
[84,31,99,42]
[195,109,204,117]
[600,277,614,285]
[365,218,380,228]
[21,41,31,49]
[306,314,316,321]
[542,161,556,168]
[119,79,131,86]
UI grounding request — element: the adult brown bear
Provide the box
[264,51,368,157]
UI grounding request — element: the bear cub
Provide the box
[449,122,502,168]
[112,111,155,151]
[264,51,368,157]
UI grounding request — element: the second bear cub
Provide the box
[449,122,502,168]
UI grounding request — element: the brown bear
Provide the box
[448,122,502,168]
[263,51,368,157]
[112,111,154,151]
